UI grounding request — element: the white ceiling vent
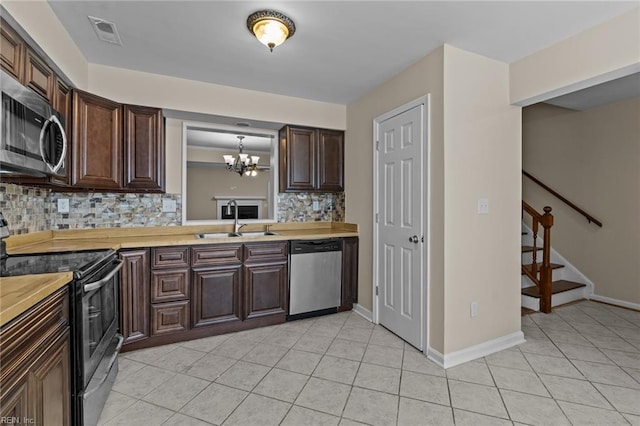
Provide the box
[88,16,122,46]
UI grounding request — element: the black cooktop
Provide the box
[0,249,116,279]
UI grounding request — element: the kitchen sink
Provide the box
[195,231,279,239]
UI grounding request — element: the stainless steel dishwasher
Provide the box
[289,239,343,319]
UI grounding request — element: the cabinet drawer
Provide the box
[191,244,242,267]
[151,269,189,303]
[152,246,189,269]
[150,301,189,336]
[243,242,288,263]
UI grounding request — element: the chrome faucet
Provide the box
[226,200,246,235]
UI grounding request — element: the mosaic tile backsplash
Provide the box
[0,183,345,235]
[0,183,181,235]
[277,192,345,223]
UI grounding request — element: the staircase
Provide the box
[521,202,590,313]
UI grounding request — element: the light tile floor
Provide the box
[98,300,640,425]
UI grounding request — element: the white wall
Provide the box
[346,47,446,352]
[347,45,522,356]
[2,0,88,88]
[187,166,270,220]
[523,99,640,305]
[510,7,640,106]
[443,46,522,353]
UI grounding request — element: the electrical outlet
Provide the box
[162,199,177,213]
[470,301,479,318]
[312,200,320,211]
[57,198,70,213]
[477,198,489,215]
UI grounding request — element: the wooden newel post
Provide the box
[539,206,554,313]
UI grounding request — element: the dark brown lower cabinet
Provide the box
[191,265,243,328]
[244,261,288,320]
[341,237,359,310]
[119,249,150,344]
[0,286,71,426]
[151,301,189,336]
[119,239,352,352]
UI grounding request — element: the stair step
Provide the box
[521,280,586,298]
[521,263,564,275]
[521,245,543,253]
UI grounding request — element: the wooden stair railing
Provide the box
[522,170,603,227]
[522,201,554,313]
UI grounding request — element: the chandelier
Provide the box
[223,136,260,177]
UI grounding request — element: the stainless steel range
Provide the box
[1,248,123,426]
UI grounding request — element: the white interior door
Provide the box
[376,104,425,350]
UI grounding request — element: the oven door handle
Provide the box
[83,334,124,400]
[83,260,124,293]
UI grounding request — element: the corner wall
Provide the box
[443,46,522,354]
[346,47,445,352]
[523,99,640,305]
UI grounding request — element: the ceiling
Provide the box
[187,127,274,152]
[544,72,640,110]
[46,1,638,105]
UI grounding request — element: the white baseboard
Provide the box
[427,331,525,369]
[352,303,373,322]
[589,294,640,312]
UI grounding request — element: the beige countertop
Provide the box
[1,222,358,327]
[0,272,73,328]
[6,221,358,255]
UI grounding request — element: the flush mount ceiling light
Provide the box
[247,10,296,52]
[223,136,260,177]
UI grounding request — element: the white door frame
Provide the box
[372,95,430,353]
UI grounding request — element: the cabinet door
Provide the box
[119,249,150,345]
[243,261,287,320]
[341,237,359,310]
[0,375,30,423]
[150,301,189,336]
[50,78,72,186]
[317,129,344,192]
[0,18,24,81]
[191,266,242,328]
[24,49,54,103]
[280,126,316,192]
[72,90,122,189]
[29,331,71,426]
[123,105,165,191]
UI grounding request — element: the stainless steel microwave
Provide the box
[0,70,67,176]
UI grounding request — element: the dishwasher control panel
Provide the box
[290,239,342,254]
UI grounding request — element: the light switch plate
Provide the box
[477,198,489,215]
[162,199,177,213]
[57,198,70,213]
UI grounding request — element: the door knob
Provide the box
[409,235,419,243]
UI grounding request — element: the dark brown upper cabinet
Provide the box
[0,18,24,81]
[124,105,165,191]
[279,125,344,193]
[50,79,72,186]
[72,90,123,189]
[24,48,54,103]
[72,90,165,192]
[317,129,345,192]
